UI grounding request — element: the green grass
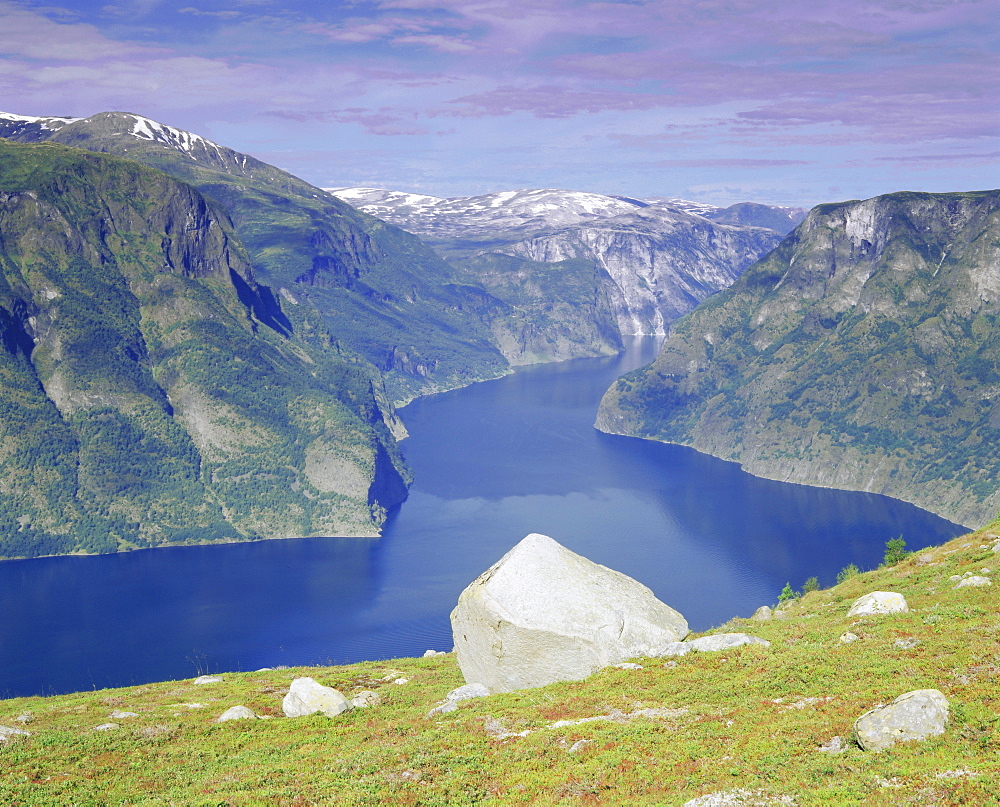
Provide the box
[3,522,1000,804]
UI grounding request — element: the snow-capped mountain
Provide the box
[327,187,649,240]
[330,186,787,335]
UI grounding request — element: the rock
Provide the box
[350,690,382,708]
[894,638,920,649]
[423,649,447,657]
[192,675,223,685]
[217,705,258,722]
[447,683,491,702]
[427,682,490,717]
[93,723,120,731]
[750,605,772,621]
[393,678,409,685]
[853,689,949,752]
[614,662,643,669]
[281,677,352,718]
[955,576,991,588]
[839,632,859,644]
[110,710,139,719]
[0,725,31,741]
[846,591,909,617]
[15,714,33,724]
[683,789,796,805]
[450,533,688,693]
[817,736,845,754]
[658,633,771,657]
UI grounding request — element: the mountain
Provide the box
[0,112,510,403]
[0,139,409,558]
[329,187,785,346]
[597,189,1000,528]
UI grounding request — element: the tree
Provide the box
[882,536,909,567]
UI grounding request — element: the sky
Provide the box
[2,0,999,207]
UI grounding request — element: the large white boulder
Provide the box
[450,533,688,693]
[282,677,352,718]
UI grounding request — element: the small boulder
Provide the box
[450,533,688,693]
[839,632,859,644]
[427,682,490,717]
[423,649,447,657]
[853,689,949,752]
[282,677,352,718]
[0,725,31,741]
[110,710,138,719]
[93,723,120,732]
[750,605,772,621]
[192,675,223,685]
[955,576,991,589]
[847,591,908,617]
[350,691,382,709]
[658,633,771,657]
[217,705,258,722]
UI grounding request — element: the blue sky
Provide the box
[2,0,999,206]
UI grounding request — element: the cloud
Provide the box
[653,158,812,168]
[447,85,667,118]
[874,151,1000,163]
[179,7,242,19]
[0,1,148,60]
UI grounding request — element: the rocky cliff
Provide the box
[0,140,409,558]
[330,187,784,359]
[496,203,783,335]
[597,190,1000,528]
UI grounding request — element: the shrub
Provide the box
[836,563,860,584]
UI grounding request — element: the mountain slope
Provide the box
[0,140,408,558]
[1,112,509,402]
[330,187,784,350]
[598,190,1000,528]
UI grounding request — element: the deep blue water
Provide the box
[0,338,965,698]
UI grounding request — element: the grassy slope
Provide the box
[3,521,999,805]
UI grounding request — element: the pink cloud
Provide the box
[447,85,667,118]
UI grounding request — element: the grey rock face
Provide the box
[750,605,773,621]
[500,206,781,335]
[450,533,688,693]
[217,705,258,722]
[282,677,352,718]
[853,689,949,751]
[847,592,909,617]
[658,633,771,657]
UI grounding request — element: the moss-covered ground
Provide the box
[3,521,1000,805]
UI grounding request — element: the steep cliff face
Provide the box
[0,141,409,558]
[0,111,509,403]
[499,204,782,335]
[598,190,1000,528]
[331,187,783,360]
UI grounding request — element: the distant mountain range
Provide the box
[330,187,797,338]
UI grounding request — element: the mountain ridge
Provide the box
[597,188,1000,528]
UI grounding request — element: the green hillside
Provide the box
[598,190,1000,528]
[2,522,998,804]
[0,140,408,558]
[5,111,509,403]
